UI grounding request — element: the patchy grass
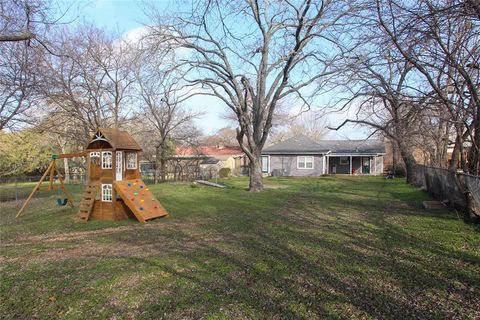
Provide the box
[0,176,479,319]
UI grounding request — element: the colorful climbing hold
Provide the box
[151,198,155,201]
[145,188,149,191]
[140,199,144,203]
[140,185,144,189]
[140,207,144,211]
[131,198,134,201]
[134,192,138,196]
[127,183,131,186]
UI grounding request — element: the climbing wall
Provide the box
[113,179,168,222]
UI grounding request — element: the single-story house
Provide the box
[261,135,386,176]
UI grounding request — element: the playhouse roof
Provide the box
[86,128,142,151]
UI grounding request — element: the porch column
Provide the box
[360,156,363,174]
[350,155,352,175]
[326,155,329,174]
[374,156,377,176]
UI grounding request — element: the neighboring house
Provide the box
[262,135,386,176]
[172,145,249,176]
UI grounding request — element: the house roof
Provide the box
[263,135,385,155]
[86,128,142,151]
[317,140,385,155]
[175,145,244,157]
[262,135,330,155]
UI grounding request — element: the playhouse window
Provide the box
[297,156,314,169]
[90,152,100,165]
[101,184,112,202]
[102,151,112,169]
[126,152,137,169]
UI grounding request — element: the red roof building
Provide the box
[174,145,245,160]
[172,145,249,176]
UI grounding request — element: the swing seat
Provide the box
[57,198,68,206]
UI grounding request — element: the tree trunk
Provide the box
[449,136,480,221]
[397,142,417,184]
[160,147,167,182]
[249,156,263,192]
[454,173,479,222]
[464,184,479,222]
[154,146,160,184]
[468,103,480,174]
[449,137,461,171]
[60,146,70,183]
[153,163,158,184]
[63,157,70,183]
[392,140,397,171]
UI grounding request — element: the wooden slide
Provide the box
[113,179,168,223]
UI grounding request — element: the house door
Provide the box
[116,151,122,181]
[362,157,370,174]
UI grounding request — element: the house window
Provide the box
[101,184,112,202]
[261,156,269,173]
[340,157,349,165]
[102,151,112,169]
[298,156,314,169]
[126,152,137,169]
[90,152,100,166]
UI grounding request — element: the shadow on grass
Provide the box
[1,177,479,319]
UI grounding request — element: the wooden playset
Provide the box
[16,128,168,223]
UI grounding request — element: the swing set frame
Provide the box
[16,152,86,218]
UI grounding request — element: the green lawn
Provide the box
[1,176,479,319]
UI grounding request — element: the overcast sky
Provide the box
[61,0,371,140]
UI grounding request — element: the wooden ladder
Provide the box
[76,183,99,222]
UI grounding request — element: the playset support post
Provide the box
[16,156,75,218]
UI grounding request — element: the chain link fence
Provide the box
[412,165,480,214]
[0,171,199,204]
[0,175,87,203]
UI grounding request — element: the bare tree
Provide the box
[414,110,452,168]
[90,34,136,129]
[374,0,480,174]
[203,127,240,147]
[0,40,39,130]
[133,51,202,183]
[269,111,328,145]
[329,45,429,183]
[0,0,50,129]
[148,0,354,191]
[0,0,44,42]
[39,25,135,144]
[0,1,80,130]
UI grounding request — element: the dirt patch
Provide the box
[1,232,231,265]
[0,218,233,264]
[0,220,197,247]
